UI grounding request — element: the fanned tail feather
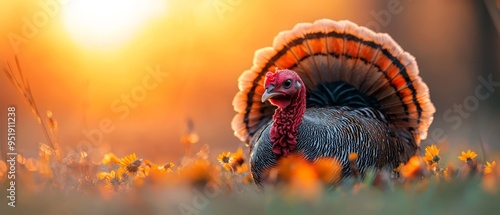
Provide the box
[232,19,435,146]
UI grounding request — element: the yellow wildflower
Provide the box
[142,159,153,168]
[158,162,175,173]
[217,152,232,171]
[423,145,440,164]
[97,170,121,191]
[137,164,151,178]
[97,169,124,181]
[484,161,496,175]
[458,150,478,163]
[103,170,124,190]
[102,153,120,165]
[105,171,117,181]
[97,171,108,179]
[120,153,142,173]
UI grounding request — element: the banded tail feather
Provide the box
[231,19,435,147]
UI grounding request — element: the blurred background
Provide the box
[0,0,499,163]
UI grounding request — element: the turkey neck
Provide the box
[270,84,306,158]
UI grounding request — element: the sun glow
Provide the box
[62,0,166,50]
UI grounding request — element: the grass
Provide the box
[0,127,498,215]
[1,157,498,215]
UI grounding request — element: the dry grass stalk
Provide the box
[1,56,58,152]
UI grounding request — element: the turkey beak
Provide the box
[262,85,282,102]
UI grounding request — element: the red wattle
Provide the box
[269,82,306,158]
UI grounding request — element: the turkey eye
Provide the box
[283,79,292,89]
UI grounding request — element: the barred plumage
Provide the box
[231,19,435,186]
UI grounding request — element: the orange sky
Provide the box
[1,0,499,162]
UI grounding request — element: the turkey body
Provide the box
[231,19,435,187]
[250,107,415,185]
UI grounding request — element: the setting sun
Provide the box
[62,0,166,50]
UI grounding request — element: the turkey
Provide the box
[231,19,435,186]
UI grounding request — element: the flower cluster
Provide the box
[96,153,175,191]
[0,140,499,200]
[395,145,498,184]
[217,148,248,174]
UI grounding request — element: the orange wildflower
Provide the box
[348,152,358,161]
[484,161,496,175]
[399,155,425,180]
[231,148,245,166]
[180,159,220,188]
[144,161,174,184]
[243,174,253,184]
[482,161,499,194]
[231,148,245,165]
[348,152,360,178]
[235,163,248,174]
[272,154,321,199]
[313,157,342,185]
[217,152,232,171]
